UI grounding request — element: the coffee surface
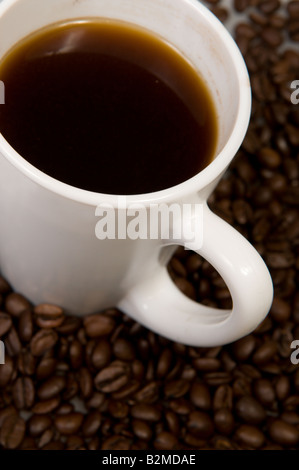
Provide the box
[0,20,217,194]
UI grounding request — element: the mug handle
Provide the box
[118,203,273,347]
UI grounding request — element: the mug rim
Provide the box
[0,0,251,207]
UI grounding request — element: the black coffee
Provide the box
[0,20,218,195]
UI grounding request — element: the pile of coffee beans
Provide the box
[0,0,299,450]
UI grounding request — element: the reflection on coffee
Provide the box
[0,20,218,195]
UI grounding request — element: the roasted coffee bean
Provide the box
[41,440,65,450]
[252,186,273,206]
[234,0,250,12]
[232,199,253,225]
[83,313,115,337]
[214,408,235,435]
[235,424,265,449]
[18,308,33,342]
[187,410,214,439]
[154,431,178,450]
[210,5,228,22]
[12,376,35,409]
[259,0,280,14]
[190,382,211,410]
[165,410,180,436]
[57,315,81,335]
[169,398,193,415]
[270,297,291,323]
[101,435,132,450]
[281,411,299,426]
[213,384,233,410]
[220,350,236,372]
[30,329,58,356]
[108,399,129,419]
[164,379,190,398]
[255,318,275,342]
[55,402,74,414]
[283,395,299,413]
[261,27,283,46]
[37,428,54,448]
[19,436,37,450]
[31,397,60,414]
[132,419,153,441]
[17,350,36,376]
[57,337,68,360]
[37,375,66,400]
[66,435,85,450]
[63,373,79,400]
[78,367,93,398]
[237,364,261,380]
[235,395,266,424]
[34,303,65,328]
[174,277,197,300]
[252,217,270,243]
[28,414,52,437]
[258,147,281,169]
[91,339,112,369]
[233,377,252,399]
[268,174,288,194]
[203,371,232,386]
[287,0,299,18]
[69,339,83,369]
[268,419,299,447]
[88,437,100,451]
[82,410,102,437]
[232,335,256,361]
[273,326,294,358]
[136,337,150,361]
[0,414,26,449]
[283,157,299,181]
[35,357,57,380]
[0,406,17,428]
[5,327,21,356]
[169,257,187,278]
[193,357,221,371]
[213,436,238,450]
[181,364,196,381]
[0,311,12,336]
[275,375,291,402]
[253,378,275,407]
[0,354,14,387]
[156,348,173,378]
[134,381,160,404]
[131,404,161,422]
[112,380,140,401]
[94,360,130,393]
[54,412,84,435]
[4,293,31,317]
[252,341,277,364]
[235,22,256,40]
[164,357,183,381]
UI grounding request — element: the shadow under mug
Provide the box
[0,0,273,347]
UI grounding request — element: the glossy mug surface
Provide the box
[0,0,273,347]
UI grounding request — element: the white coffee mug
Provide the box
[0,0,273,347]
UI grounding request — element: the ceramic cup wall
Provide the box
[0,0,273,346]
